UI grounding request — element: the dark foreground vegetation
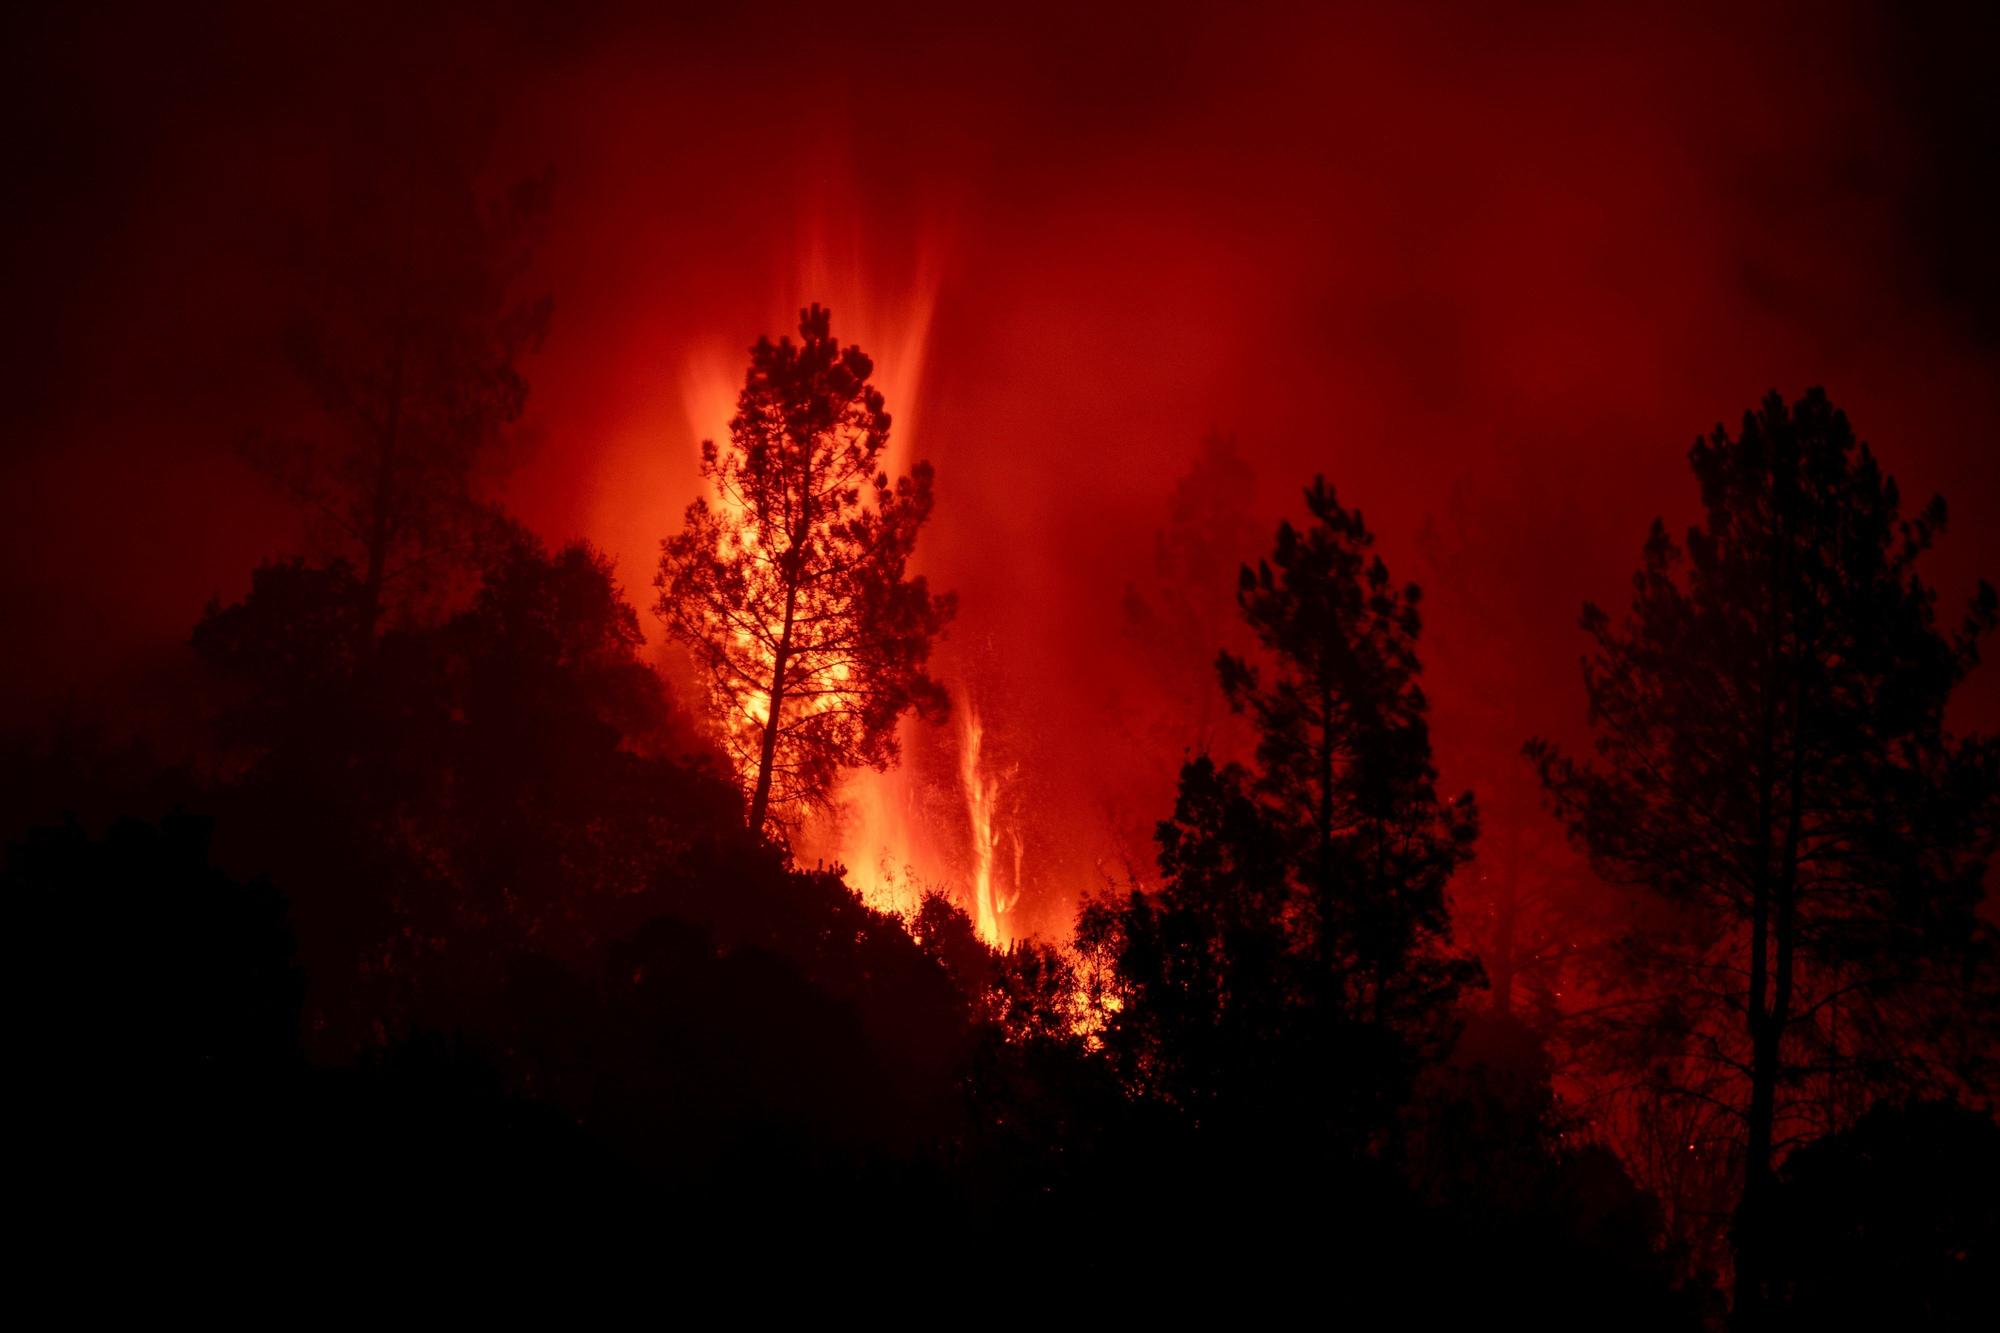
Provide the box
[0,533,1664,1318]
[10,391,1997,1327]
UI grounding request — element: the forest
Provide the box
[5,2,1997,1326]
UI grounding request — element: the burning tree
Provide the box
[1529,389,2000,1322]
[656,305,954,836]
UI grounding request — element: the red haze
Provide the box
[3,1,1996,940]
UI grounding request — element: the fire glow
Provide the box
[674,266,1040,947]
[957,699,1023,946]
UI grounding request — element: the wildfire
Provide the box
[958,699,1023,946]
[793,694,1025,949]
[817,745,936,920]
[672,254,1031,942]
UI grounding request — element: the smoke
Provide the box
[4,0,1995,937]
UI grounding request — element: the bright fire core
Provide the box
[677,280,1032,947]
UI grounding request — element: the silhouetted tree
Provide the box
[911,888,994,992]
[1529,388,2000,1324]
[191,556,416,1001]
[418,538,733,971]
[246,143,552,649]
[1088,478,1477,1142]
[655,304,954,835]
[191,557,368,753]
[193,536,734,1043]
[1085,754,1324,1120]
[1220,476,1479,1041]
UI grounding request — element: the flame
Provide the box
[959,699,1022,946]
[665,225,1082,949]
[806,692,1024,948]
[676,287,1069,950]
[818,744,937,920]
[631,213,1127,960]
[675,236,975,924]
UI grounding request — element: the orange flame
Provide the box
[817,744,937,920]
[959,698,1022,946]
[676,248,970,925]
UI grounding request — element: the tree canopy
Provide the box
[1530,387,2000,1322]
[245,147,552,647]
[656,304,954,835]
[1087,477,1478,1141]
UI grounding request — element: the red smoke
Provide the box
[4,0,1996,942]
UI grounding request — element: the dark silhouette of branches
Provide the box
[655,304,954,835]
[1530,388,2000,1324]
[245,131,551,649]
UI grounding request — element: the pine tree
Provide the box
[655,305,954,835]
[1528,388,2000,1324]
[1220,476,1478,1040]
[247,142,551,648]
[1088,477,1477,1136]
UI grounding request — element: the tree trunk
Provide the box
[1736,474,1804,1330]
[1736,987,1779,1328]
[746,575,800,835]
[1735,692,1780,1326]
[1740,652,1809,1326]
